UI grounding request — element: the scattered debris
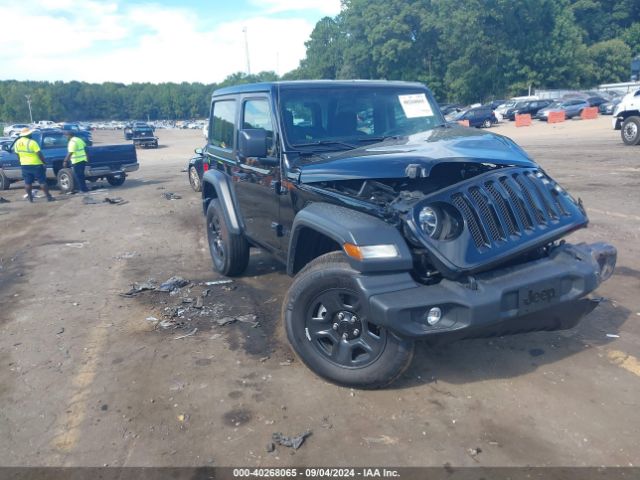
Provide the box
[279,360,292,366]
[159,319,176,329]
[56,327,65,335]
[216,314,258,327]
[466,447,482,461]
[157,276,189,292]
[204,279,233,286]
[272,430,312,450]
[210,334,222,340]
[194,296,204,309]
[320,417,333,429]
[363,435,399,446]
[163,192,182,200]
[82,196,101,205]
[120,280,157,297]
[177,413,189,423]
[606,334,620,338]
[182,298,194,304]
[266,442,276,453]
[114,251,138,260]
[0,197,10,203]
[65,242,85,248]
[145,316,159,324]
[174,328,198,340]
[180,167,188,173]
[259,356,270,362]
[202,289,210,297]
[103,197,127,205]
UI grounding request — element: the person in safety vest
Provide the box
[14,128,54,202]
[63,130,89,193]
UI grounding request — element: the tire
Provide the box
[189,165,202,192]
[0,171,11,190]
[57,168,75,193]
[283,251,415,389]
[107,174,126,187]
[482,119,492,128]
[206,198,249,276]
[621,116,640,146]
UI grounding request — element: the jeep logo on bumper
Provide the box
[523,288,556,306]
[519,281,560,313]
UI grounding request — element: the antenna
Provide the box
[243,27,251,75]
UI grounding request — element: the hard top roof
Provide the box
[212,79,427,98]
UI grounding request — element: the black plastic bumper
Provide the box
[358,242,616,339]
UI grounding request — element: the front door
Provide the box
[232,96,282,252]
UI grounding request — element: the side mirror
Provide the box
[1,144,12,152]
[238,129,268,159]
[194,147,203,155]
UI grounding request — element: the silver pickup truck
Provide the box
[0,128,139,192]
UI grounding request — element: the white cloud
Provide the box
[0,0,335,83]
[249,0,342,15]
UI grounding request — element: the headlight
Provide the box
[419,206,440,238]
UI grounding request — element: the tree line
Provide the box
[1,0,637,123]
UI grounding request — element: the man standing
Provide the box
[14,128,54,202]
[63,130,89,193]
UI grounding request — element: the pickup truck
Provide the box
[199,80,616,388]
[131,125,158,148]
[0,128,138,192]
[613,89,640,145]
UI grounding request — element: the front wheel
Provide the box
[107,174,126,187]
[206,199,249,276]
[57,168,75,193]
[482,119,492,128]
[621,117,640,145]
[0,171,11,190]
[189,165,201,192]
[283,251,414,389]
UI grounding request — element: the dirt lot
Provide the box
[0,117,638,467]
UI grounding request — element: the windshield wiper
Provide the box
[291,140,357,149]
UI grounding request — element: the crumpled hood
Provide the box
[298,126,535,183]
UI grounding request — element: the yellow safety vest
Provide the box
[68,137,88,164]
[14,137,43,166]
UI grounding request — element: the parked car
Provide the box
[0,128,138,192]
[131,125,159,148]
[506,100,553,121]
[536,99,590,120]
[599,98,621,115]
[450,106,497,128]
[483,99,507,110]
[439,103,463,116]
[124,121,150,140]
[613,89,640,145]
[187,148,207,192]
[198,80,616,388]
[3,124,31,137]
[586,96,607,107]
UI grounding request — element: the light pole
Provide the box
[25,95,33,124]
[243,27,251,75]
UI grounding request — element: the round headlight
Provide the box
[419,206,439,237]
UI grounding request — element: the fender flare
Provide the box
[201,169,244,235]
[287,202,413,275]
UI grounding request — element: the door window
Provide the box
[243,99,275,155]
[210,100,236,149]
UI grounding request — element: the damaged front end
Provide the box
[304,160,616,339]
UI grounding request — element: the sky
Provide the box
[0,0,342,84]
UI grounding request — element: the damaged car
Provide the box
[199,80,616,388]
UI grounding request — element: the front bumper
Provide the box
[360,242,616,339]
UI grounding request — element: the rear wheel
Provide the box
[621,116,640,145]
[206,198,249,276]
[283,251,415,389]
[482,119,492,128]
[57,168,75,193]
[107,174,126,187]
[0,171,11,190]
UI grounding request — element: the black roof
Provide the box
[212,80,427,98]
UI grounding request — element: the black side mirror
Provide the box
[239,129,268,159]
[1,144,12,152]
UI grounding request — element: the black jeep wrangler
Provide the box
[200,80,616,388]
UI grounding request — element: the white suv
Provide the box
[2,123,31,136]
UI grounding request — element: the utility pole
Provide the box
[25,95,33,124]
[243,27,251,75]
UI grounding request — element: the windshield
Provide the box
[278,86,443,150]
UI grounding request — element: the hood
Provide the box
[298,126,534,183]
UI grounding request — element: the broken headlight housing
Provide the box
[416,203,463,241]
